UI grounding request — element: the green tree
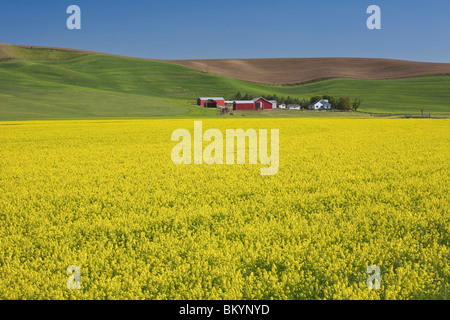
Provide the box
[285,96,293,105]
[322,95,336,106]
[300,98,309,109]
[336,95,352,110]
[352,97,363,111]
[243,93,252,100]
[310,95,322,104]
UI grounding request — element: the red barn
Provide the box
[205,99,220,108]
[197,97,225,107]
[233,100,255,110]
[253,97,274,110]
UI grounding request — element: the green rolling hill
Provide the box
[0,44,449,120]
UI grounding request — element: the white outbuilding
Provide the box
[309,99,331,110]
[268,100,277,109]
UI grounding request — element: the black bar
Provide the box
[0,300,445,319]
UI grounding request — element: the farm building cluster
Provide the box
[197,97,276,110]
[197,97,332,111]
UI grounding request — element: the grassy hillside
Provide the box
[0,45,449,120]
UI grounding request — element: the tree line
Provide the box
[228,92,363,111]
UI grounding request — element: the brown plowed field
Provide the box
[167,57,450,84]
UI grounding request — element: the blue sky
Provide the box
[1,0,449,62]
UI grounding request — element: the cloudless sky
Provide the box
[1,0,450,62]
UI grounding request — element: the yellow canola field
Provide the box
[0,118,448,299]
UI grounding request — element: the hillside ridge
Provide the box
[0,43,163,62]
[2,44,450,84]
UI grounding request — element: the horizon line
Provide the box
[3,43,450,64]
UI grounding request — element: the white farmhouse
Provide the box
[309,99,331,110]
